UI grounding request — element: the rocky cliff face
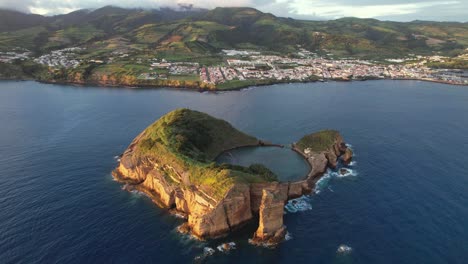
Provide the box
[113,110,353,245]
[115,155,254,239]
[294,130,353,185]
[250,190,287,246]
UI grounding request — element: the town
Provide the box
[34,47,84,68]
[141,49,468,86]
[1,47,467,86]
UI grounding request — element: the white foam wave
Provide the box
[348,161,357,166]
[314,170,333,194]
[285,232,293,241]
[337,244,353,254]
[336,168,358,178]
[129,190,145,197]
[314,167,358,194]
[175,227,204,244]
[217,242,236,252]
[194,247,215,262]
[172,212,187,219]
[204,247,215,255]
[285,196,312,213]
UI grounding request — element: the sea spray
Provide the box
[285,196,313,213]
[193,247,215,263]
[337,244,353,254]
[217,242,236,252]
[314,168,358,193]
[336,168,358,178]
[314,169,333,194]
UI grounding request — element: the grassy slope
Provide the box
[296,130,340,152]
[132,109,275,199]
[2,7,468,81]
[0,26,48,51]
[3,7,467,57]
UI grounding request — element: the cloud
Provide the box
[0,0,465,21]
[0,0,34,13]
[286,0,462,19]
[0,0,255,15]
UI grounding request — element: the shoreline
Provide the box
[111,109,352,241]
[37,77,468,90]
[1,76,466,92]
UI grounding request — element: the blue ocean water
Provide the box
[0,80,467,263]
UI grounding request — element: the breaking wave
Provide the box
[194,242,237,262]
[314,168,358,194]
[285,196,313,213]
[194,246,216,262]
[314,171,333,194]
[217,242,236,253]
[337,244,353,254]
[336,168,358,178]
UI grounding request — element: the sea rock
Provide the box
[342,148,353,164]
[295,130,354,184]
[288,181,304,199]
[217,242,236,252]
[113,110,353,241]
[250,182,288,213]
[326,151,339,168]
[177,223,191,234]
[308,153,328,179]
[339,168,350,176]
[204,247,216,255]
[337,244,353,254]
[251,190,287,246]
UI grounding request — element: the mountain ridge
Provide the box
[0,6,466,58]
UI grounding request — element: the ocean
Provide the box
[1,80,467,263]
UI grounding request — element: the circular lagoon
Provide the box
[216,146,310,182]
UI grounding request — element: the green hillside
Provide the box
[0,6,467,57]
[130,109,275,198]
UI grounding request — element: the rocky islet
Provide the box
[113,109,353,245]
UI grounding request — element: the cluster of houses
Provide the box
[34,47,83,68]
[168,63,199,75]
[142,50,467,85]
[200,67,224,84]
[198,53,467,85]
[1,46,466,85]
[0,50,31,63]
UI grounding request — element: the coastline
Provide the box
[112,118,351,241]
[1,76,466,92]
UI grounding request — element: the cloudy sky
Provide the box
[0,0,466,22]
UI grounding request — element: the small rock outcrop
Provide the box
[250,190,287,246]
[341,147,353,164]
[113,109,353,245]
[293,130,353,185]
